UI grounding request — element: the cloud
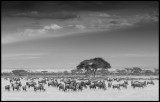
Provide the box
[23,22,43,29]
[126,13,159,25]
[72,11,159,30]
[75,25,86,29]
[124,54,158,57]
[2,35,16,44]
[108,53,158,58]
[2,53,45,60]
[9,11,78,20]
[15,11,39,16]
[2,24,63,44]
[3,1,158,16]
[2,11,158,45]
[98,13,111,17]
[44,24,62,30]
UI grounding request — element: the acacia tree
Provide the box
[63,71,69,75]
[144,70,153,75]
[117,69,127,75]
[97,69,110,76]
[41,71,48,75]
[125,68,133,75]
[71,69,84,75]
[71,69,76,75]
[76,57,111,77]
[132,67,142,75]
[154,68,159,75]
[12,70,28,76]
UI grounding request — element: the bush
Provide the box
[12,70,28,76]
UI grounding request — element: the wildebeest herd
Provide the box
[4,77,155,92]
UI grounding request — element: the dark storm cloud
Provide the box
[1,1,122,12]
[9,11,78,20]
[2,1,158,11]
[2,1,158,20]
[22,22,43,29]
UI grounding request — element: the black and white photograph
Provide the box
[1,1,159,101]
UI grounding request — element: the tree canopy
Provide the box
[12,70,28,76]
[132,67,142,74]
[76,57,111,77]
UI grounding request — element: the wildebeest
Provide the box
[84,80,91,86]
[94,81,106,90]
[26,81,37,88]
[48,80,54,86]
[48,80,59,87]
[107,78,113,82]
[4,77,9,80]
[77,85,83,91]
[108,82,112,88]
[78,81,87,88]
[38,79,47,84]
[34,84,46,92]
[65,84,77,91]
[124,80,128,85]
[10,79,13,83]
[76,83,83,91]
[3,76,156,93]
[112,84,120,90]
[11,83,21,91]
[5,85,10,91]
[15,81,22,87]
[58,83,66,91]
[119,83,127,89]
[147,80,154,85]
[22,85,27,91]
[131,81,145,88]
[89,83,97,89]
[114,78,121,82]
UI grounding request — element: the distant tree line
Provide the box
[115,67,158,76]
[1,57,159,77]
[1,67,158,77]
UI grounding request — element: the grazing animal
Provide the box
[15,81,22,87]
[22,85,27,91]
[48,80,59,87]
[5,85,10,91]
[4,77,8,80]
[112,84,120,90]
[85,80,91,86]
[95,81,106,90]
[58,83,66,91]
[65,84,77,91]
[124,80,128,85]
[79,81,87,88]
[147,80,154,85]
[34,84,45,92]
[38,80,47,84]
[76,83,83,91]
[108,82,112,88]
[48,81,54,87]
[131,81,144,88]
[26,81,36,88]
[89,83,96,89]
[119,83,127,89]
[107,78,113,82]
[11,83,20,91]
[10,79,13,83]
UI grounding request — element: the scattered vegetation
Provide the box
[1,57,158,77]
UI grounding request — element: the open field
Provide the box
[1,75,159,101]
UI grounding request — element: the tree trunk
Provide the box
[85,69,90,78]
[93,69,97,78]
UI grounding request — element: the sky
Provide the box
[1,1,159,70]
